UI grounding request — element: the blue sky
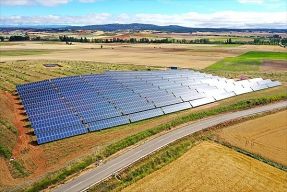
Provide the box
[0,0,286,28]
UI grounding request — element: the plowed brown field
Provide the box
[261,60,287,71]
[124,141,287,192]
[215,110,287,166]
[1,42,286,69]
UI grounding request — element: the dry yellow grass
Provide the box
[215,110,287,166]
[123,141,287,192]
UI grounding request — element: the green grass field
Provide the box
[0,50,52,56]
[239,51,287,60]
[206,51,287,71]
[206,57,262,71]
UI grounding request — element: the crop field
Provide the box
[0,41,286,69]
[215,110,287,166]
[124,141,287,192]
[261,60,287,71]
[206,51,287,71]
[0,41,287,191]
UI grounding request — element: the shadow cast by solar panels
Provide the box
[25,131,35,136]
[16,70,282,144]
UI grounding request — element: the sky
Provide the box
[0,0,286,28]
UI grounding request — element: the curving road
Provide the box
[52,101,287,192]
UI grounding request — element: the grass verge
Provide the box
[25,94,287,192]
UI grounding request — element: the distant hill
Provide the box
[64,23,286,33]
[0,23,286,33]
[65,23,196,32]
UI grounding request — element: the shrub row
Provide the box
[0,143,12,159]
[217,141,287,172]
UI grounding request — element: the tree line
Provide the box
[58,35,287,46]
[2,34,286,46]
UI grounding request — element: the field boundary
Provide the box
[215,140,287,172]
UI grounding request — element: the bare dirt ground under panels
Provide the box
[215,110,287,166]
[261,60,287,72]
[124,141,287,192]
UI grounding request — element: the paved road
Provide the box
[53,101,287,192]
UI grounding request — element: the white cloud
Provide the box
[1,11,286,29]
[0,0,31,6]
[1,0,72,6]
[36,0,72,6]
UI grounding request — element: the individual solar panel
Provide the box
[257,79,272,85]
[129,108,164,122]
[88,116,130,132]
[267,81,281,88]
[203,88,226,96]
[232,87,253,95]
[251,84,268,91]
[233,80,250,87]
[162,102,192,114]
[248,78,263,83]
[180,93,206,102]
[190,97,216,107]
[196,86,218,93]
[188,83,210,89]
[213,91,236,101]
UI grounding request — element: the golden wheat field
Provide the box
[124,141,287,192]
[215,110,287,166]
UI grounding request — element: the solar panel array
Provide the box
[16,70,281,144]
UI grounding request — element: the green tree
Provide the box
[83,37,89,43]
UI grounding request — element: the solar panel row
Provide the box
[37,124,87,144]
[16,70,281,144]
